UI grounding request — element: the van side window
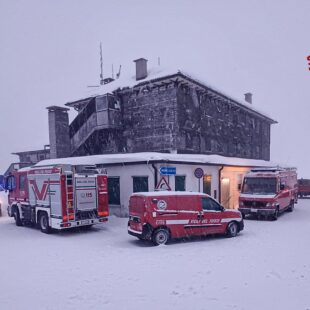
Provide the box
[202,197,222,211]
[19,175,26,190]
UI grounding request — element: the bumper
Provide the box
[239,208,276,216]
[238,219,244,231]
[128,222,153,240]
[52,217,108,230]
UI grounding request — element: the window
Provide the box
[175,176,186,191]
[96,95,108,111]
[19,175,26,190]
[6,176,16,191]
[108,177,120,205]
[202,197,222,211]
[133,176,148,193]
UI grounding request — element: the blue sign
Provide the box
[159,167,176,176]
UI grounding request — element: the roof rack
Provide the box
[251,167,296,172]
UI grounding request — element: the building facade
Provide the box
[50,58,276,161]
[37,152,274,215]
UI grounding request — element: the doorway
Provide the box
[221,178,231,209]
[203,175,212,195]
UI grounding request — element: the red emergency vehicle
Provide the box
[239,167,298,220]
[297,179,310,198]
[5,164,109,233]
[128,191,244,245]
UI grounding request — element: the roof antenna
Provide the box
[112,64,114,79]
[116,65,122,79]
[158,57,161,66]
[100,42,104,85]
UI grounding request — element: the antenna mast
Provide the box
[100,42,104,85]
[116,65,122,79]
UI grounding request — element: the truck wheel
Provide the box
[272,208,279,221]
[13,208,23,227]
[287,202,294,212]
[152,228,170,246]
[39,213,51,234]
[226,222,238,237]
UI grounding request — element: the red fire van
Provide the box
[239,167,298,220]
[128,191,244,245]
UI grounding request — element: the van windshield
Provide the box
[242,177,277,195]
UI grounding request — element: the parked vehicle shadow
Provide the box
[129,233,236,247]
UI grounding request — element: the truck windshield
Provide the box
[242,177,277,194]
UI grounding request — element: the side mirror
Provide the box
[221,206,225,212]
[280,184,285,190]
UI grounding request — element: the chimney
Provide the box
[244,92,253,104]
[133,58,148,81]
[47,106,71,159]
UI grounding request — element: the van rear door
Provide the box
[128,195,146,232]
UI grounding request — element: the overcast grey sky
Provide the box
[0,0,309,176]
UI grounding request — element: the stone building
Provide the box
[50,58,276,161]
[12,147,50,164]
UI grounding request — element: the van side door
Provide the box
[177,196,203,237]
[201,197,224,235]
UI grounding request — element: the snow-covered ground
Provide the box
[1,200,310,310]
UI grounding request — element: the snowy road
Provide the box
[0,200,310,310]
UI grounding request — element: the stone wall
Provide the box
[176,85,271,160]
[67,75,272,161]
[121,85,178,153]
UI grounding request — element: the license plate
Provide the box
[252,209,258,213]
[81,219,90,225]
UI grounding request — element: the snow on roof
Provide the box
[35,152,277,168]
[132,191,208,197]
[67,66,275,122]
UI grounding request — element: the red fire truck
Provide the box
[297,179,310,198]
[5,164,109,233]
[128,191,244,245]
[239,167,298,220]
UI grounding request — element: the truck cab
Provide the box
[239,167,298,220]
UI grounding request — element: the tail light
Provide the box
[98,210,109,217]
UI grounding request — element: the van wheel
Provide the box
[13,208,23,227]
[39,213,51,234]
[152,228,170,246]
[287,202,294,212]
[226,222,238,237]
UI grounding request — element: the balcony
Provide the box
[69,94,122,153]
